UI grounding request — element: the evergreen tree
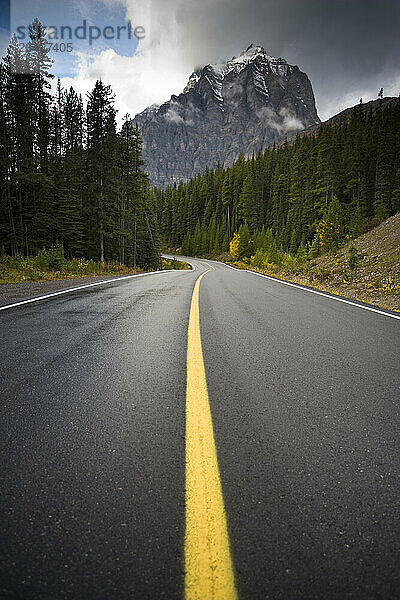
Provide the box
[0,24,160,268]
[238,222,252,259]
[155,101,400,260]
[374,113,395,220]
[314,196,345,253]
[192,221,202,255]
[86,80,119,263]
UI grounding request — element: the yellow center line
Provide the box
[184,269,237,600]
[204,262,216,271]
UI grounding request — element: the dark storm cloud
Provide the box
[173,0,400,119]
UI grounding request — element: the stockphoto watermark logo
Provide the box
[17,20,146,48]
[6,0,148,75]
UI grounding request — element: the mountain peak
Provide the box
[183,45,289,94]
[132,45,320,187]
[206,45,287,82]
[242,44,277,59]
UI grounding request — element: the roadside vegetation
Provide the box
[161,257,191,270]
[0,245,141,284]
[0,245,188,284]
[227,213,400,312]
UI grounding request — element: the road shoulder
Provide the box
[0,275,137,307]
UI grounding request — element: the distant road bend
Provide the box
[1,258,399,600]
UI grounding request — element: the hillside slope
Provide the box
[243,213,400,312]
[286,96,400,142]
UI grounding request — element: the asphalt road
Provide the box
[1,258,399,599]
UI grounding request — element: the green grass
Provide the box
[0,252,141,284]
[0,247,191,284]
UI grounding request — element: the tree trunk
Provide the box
[133,209,137,269]
[100,220,104,265]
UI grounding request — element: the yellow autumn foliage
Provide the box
[230,233,240,259]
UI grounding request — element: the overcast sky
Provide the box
[172,0,400,119]
[6,0,400,121]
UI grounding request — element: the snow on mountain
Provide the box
[208,45,290,80]
[182,45,291,110]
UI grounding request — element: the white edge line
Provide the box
[220,262,400,321]
[0,267,194,312]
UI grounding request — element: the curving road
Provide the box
[1,258,399,599]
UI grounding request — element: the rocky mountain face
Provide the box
[132,45,320,187]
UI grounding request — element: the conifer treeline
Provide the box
[154,100,400,258]
[0,21,160,268]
